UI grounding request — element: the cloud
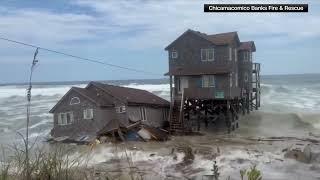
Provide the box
[0,0,319,77]
[0,0,319,51]
[0,8,103,46]
[72,0,320,49]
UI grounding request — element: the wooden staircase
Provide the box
[170,101,184,133]
[169,90,185,134]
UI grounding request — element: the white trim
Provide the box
[171,51,178,59]
[244,72,249,82]
[229,73,233,87]
[202,75,215,87]
[201,48,214,61]
[83,109,93,119]
[70,97,80,105]
[115,106,126,113]
[234,49,238,62]
[229,47,232,61]
[207,49,214,61]
[57,112,74,125]
[201,49,207,61]
[235,73,238,87]
[244,51,250,62]
[140,107,147,121]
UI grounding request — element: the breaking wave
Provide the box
[0,75,320,144]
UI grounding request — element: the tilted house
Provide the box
[164,29,261,133]
[49,81,169,140]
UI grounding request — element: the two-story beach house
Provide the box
[164,29,261,133]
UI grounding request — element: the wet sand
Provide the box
[72,112,320,180]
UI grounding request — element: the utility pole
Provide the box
[25,48,39,180]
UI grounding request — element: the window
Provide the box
[177,77,188,93]
[201,48,214,61]
[244,72,249,82]
[172,50,178,59]
[70,97,80,105]
[230,73,233,87]
[162,109,168,121]
[243,51,251,62]
[207,49,214,61]
[140,107,147,121]
[115,106,126,113]
[229,47,232,61]
[235,73,238,87]
[58,112,73,125]
[201,49,207,61]
[234,49,238,62]
[243,51,248,61]
[83,109,93,119]
[202,75,215,87]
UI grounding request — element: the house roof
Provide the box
[87,82,170,107]
[49,82,169,113]
[49,86,114,113]
[194,30,239,45]
[72,87,115,106]
[165,29,240,50]
[239,41,256,52]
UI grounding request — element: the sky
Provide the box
[0,0,319,83]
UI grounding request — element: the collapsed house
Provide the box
[49,81,170,143]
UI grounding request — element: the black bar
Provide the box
[204,4,308,13]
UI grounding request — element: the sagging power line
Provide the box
[0,36,161,76]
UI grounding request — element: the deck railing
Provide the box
[183,87,241,100]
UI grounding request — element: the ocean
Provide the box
[0,74,320,179]
[0,74,319,144]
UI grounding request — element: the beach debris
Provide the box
[137,128,152,141]
[175,145,195,167]
[125,131,142,141]
[284,147,310,163]
[142,125,169,141]
[309,132,320,138]
[53,136,69,142]
[136,125,169,141]
[284,144,320,163]
[194,146,219,160]
[247,136,320,144]
[275,158,284,162]
[310,164,320,171]
[47,134,97,144]
[49,123,169,144]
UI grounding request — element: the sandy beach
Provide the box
[64,112,320,180]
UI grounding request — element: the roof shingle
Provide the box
[239,41,256,52]
[88,82,169,107]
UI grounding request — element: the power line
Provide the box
[0,36,161,76]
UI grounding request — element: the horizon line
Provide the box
[1,72,320,85]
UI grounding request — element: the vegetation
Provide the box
[0,144,87,180]
[0,143,264,180]
[244,165,262,180]
[212,161,220,180]
[210,160,263,180]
